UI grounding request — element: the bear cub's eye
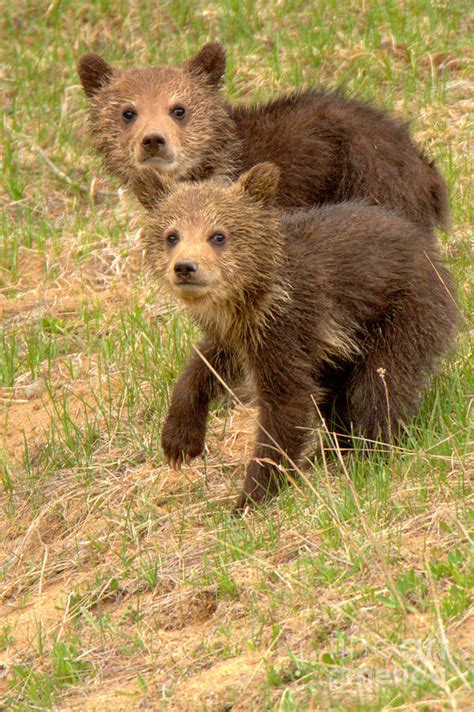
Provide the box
[171,105,186,120]
[209,233,226,246]
[166,233,180,247]
[122,108,137,123]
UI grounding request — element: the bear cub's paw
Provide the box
[234,461,282,511]
[161,414,206,469]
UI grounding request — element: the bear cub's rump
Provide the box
[139,164,457,508]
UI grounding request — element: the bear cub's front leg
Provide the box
[161,366,208,469]
[161,340,241,469]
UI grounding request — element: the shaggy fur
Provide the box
[78,43,448,234]
[138,164,458,508]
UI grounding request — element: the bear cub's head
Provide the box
[139,163,284,328]
[78,44,236,185]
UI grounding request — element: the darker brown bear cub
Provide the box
[137,164,457,509]
[78,43,448,234]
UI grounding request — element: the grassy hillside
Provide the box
[1,1,472,709]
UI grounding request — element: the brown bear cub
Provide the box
[78,43,448,234]
[137,164,457,509]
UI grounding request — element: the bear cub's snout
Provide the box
[174,260,199,281]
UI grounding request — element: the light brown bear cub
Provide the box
[137,164,457,509]
[78,45,237,187]
[78,43,448,235]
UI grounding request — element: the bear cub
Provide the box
[137,164,457,508]
[78,43,448,234]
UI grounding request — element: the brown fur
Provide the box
[78,43,448,233]
[139,164,458,508]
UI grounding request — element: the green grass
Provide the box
[1,1,472,710]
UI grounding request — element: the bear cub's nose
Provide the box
[141,133,167,157]
[174,260,198,282]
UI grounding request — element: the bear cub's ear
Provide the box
[183,43,226,89]
[236,163,281,206]
[78,54,114,98]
